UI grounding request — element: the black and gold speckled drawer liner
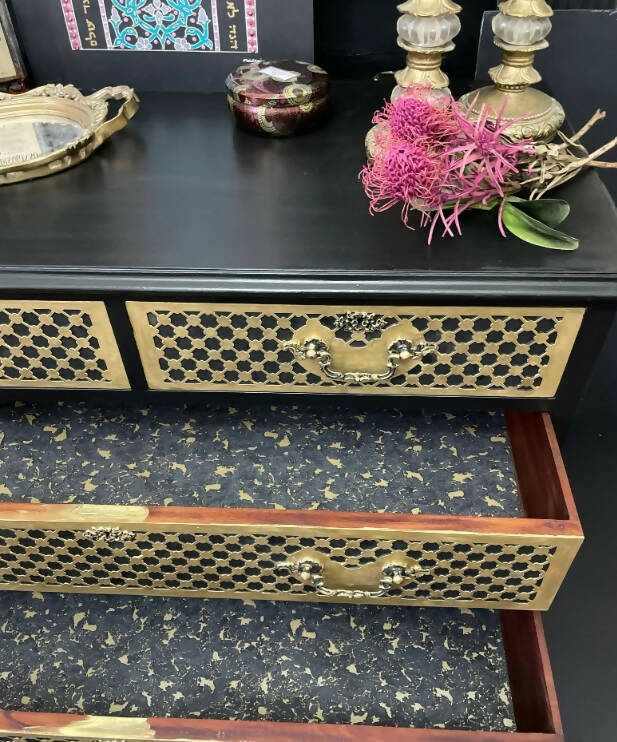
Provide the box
[0,598,562,742]
[0,402,582,610]
[0,596,513,732]
[127,302,584,398]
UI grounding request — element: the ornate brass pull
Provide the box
[283,556,427,599]
[83,527,136,544]
[285,337,435,384]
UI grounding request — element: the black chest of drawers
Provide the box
[0,85,615,424]
[0,81,615,742]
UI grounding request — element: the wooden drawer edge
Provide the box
[0,501,584,536]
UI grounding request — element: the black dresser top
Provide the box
[1,81,616,299]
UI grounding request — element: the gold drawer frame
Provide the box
[0,300,128,389]
[127,302,584,397]
[0,413,582,611]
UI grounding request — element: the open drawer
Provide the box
[0,403,581,611]
[0,592,563,741]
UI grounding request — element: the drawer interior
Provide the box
[0,401,524,517]
[0,401,580,611]
[0,592,515,732]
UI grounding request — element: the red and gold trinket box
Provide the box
[226,59,329,137]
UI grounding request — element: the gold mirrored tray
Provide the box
[0,83,139,185]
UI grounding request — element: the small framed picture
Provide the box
[0,1,26,91]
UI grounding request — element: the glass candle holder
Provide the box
[397,13,461,48]
[393,0,462,97]
[492,12,551,46]
[391,85,452,104]
[458,0,564,141]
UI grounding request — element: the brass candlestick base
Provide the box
[392,0,462,102]
[461,1,565,142]
[459,85,564,142]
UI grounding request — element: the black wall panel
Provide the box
[314,0,617,79]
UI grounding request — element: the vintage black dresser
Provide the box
[0,82,616,742]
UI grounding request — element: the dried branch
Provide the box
[519,110,617,199]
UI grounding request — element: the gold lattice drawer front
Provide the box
[126,302,584,397]
[0,409,582,610]
[0,506,580,611]
[0,301,128,389]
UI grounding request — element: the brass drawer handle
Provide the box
[83,527,136,544]
[283,556,427,600]
[285,337,435,384]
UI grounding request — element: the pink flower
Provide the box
[374,92,458,146]
[361,86,536,242]
[361,140,444,220]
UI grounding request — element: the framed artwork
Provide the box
[61,1,259,55]
[9,0,313,93]
[0,0,26,91]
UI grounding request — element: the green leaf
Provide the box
[471,198,500,212]
[507,196,571,228]
[442,198,499,212]
[502,203,579,251]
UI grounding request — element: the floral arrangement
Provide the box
[360,86,617,249]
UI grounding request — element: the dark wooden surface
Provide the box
[501,612,563,739]
[0,81,616,299]
[547,391,617,742]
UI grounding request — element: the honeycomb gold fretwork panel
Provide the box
[126,303,584,397]
[0,523,580,610]
[0,301,129,389]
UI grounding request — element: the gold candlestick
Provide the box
[459,0,565,141]
[393,0,462,101]
[367,0,461,157]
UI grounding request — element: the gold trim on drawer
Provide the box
[0,507,581,611]
[0,412,582,611]
[127,302,584,397]
[0,300,129,389]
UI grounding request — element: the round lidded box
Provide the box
[226,60,329,137]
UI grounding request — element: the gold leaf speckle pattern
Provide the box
[0,592,515,732]
[0,402,520,517]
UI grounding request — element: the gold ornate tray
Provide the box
[0,83,139,185]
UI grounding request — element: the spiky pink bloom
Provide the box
[374,95,459,146]
[361,86,536,243]
[361,140,444,220]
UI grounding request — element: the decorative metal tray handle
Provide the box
[86,86,140,148]
[284,556,426,600]
[0,83,139,185]
[285,338,435,384]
